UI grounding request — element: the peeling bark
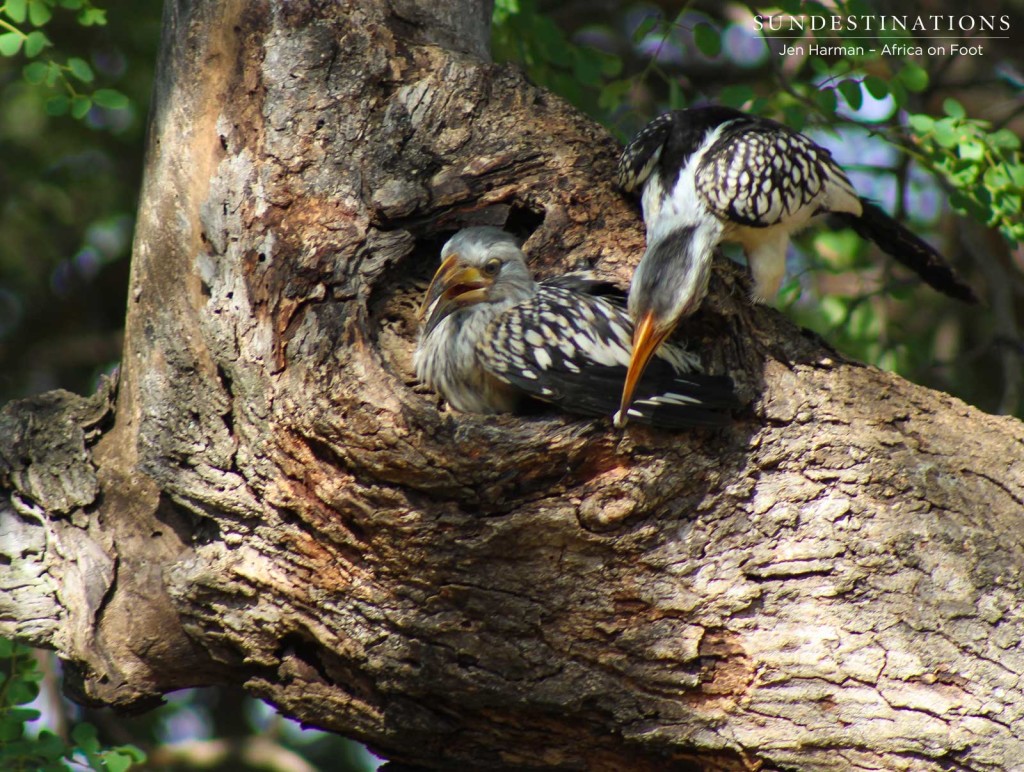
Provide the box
[2,1,1024,769]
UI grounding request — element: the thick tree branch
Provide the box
[2,1,1024,769]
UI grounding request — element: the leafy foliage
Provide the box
[0,639,146,771]
[492,0,621,118]
[1,640,378,771]
[0,0,157,402]
[0,0,127,119]
[908,100,1024,245]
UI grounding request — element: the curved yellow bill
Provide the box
[615,312,671,428]
[419,254,461,319]
[419,254,491,335]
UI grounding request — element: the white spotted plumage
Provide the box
[415,227,736,427]
[613,105,975,428]
[620,107,863,318]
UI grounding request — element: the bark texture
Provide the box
[2,1,1024,769]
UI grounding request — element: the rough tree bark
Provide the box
[2,1,1023,769]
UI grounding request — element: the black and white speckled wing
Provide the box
[616,112,676,193]
[695,118,858,227]
[477,284,737,427]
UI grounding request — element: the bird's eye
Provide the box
[482,257,502,276]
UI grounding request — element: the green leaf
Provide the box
[600,52,621,77]
[808,56,829,75]
[597,78,630,111]
[6,0,28,23]
[28,0,51,26]
[748,95,769,114]
[22,59,46,82]
[983,165,1010,191]
[71,722,100,752]
[990,128,1021,151]
[58,0,83,7]
[819,295,847,326]
[957,139,984,161]
[70,94,92,118]
[77,7,105,25]
[815,229,864,269]
[907,113,934,133]
[6,707,41,722]
[782,104,807,132]
[549,71,580,108]
[572,50,602,86]
[948,190,972,214]
[34,730,68,760]
[932,118,959,148]
[491,0,518,21]
[888,79,907,108]
[116,745,147,763]
[693,23,721,57]
[831,58,852,75]
[67,55,93,82]
[7,678,39,704]
[92,88,129,109]
[837,79,862,111]
[0,638,14,657]
[898,63,928,92]
[814,87,838,114]
[103,751,133,772]
[863,75,888,100]
[949,164,979,186]
[0,719,23,742]
[943,97,965,118]
[0,31,24,56]
[532,17,569,67]
[46,93,68,115]
[719,83,754,109]
[975,184,993,210]
[24,29,48,56]
[998,192,1021,214]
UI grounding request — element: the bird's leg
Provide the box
[745,230,791,303]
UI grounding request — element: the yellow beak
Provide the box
[615,311,672,428]
[419,254,491,334]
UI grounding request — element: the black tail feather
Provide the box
[835,198,978,304]
[626,372,739,428]
[502,363,739,429]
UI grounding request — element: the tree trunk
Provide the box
[3,1,1024,769]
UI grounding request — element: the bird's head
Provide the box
[616,225,708,428]
[615,303,678,429]
[419,227,536,335]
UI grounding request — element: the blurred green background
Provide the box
[1,0,1022,769]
